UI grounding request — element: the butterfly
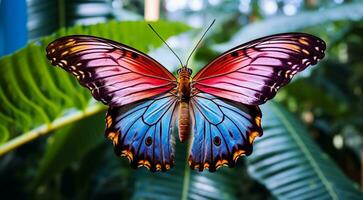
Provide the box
[46,27,325,172]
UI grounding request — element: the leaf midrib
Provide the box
[270,103,338,200]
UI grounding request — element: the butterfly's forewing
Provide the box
[192,33,326,105]
[47,35,179,171]
[189,92,262,172]
[46,35,176,107]
[106,92,178,172]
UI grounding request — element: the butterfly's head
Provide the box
[177,67,193,76]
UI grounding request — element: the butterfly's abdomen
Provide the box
[177,67,192,143]
[178,102,190,143]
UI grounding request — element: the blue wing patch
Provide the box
[105,92,178,172]
[189,92,262,172]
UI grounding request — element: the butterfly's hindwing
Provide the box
[193,33,326,105]
[46,35,176,107]
[105,92,178,172]
[189,92,262,172]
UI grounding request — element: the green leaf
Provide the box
[215,2,363,51]
[33,111,105,186]
[247,102,363,200]
[0,20,191,154]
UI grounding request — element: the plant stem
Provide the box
[0,104,106,156]
[181,148,191,200]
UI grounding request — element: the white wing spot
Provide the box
[270,83,277,92]
[92,86,100,95]
[88,82,97,90]
[60,60,68,65]
[285,70,291,78]
[79,71,85,79]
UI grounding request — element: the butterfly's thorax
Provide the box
[177,67,191,101]
[177,67,192,143]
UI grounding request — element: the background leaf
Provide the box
[27,0,115,39]
[247,102,363,199]
[215,2,363,52]
[33,111,105,186]
[0,20,191,153]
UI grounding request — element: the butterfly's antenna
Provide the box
[185,19,216,67]
[148,24,184,67]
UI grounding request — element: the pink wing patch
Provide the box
[46,35,176,106]
[193,33,326,105]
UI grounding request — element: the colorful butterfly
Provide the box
[46,28,325,172]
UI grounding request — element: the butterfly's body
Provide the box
[46,32,326,172]
[176,66,193,142]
